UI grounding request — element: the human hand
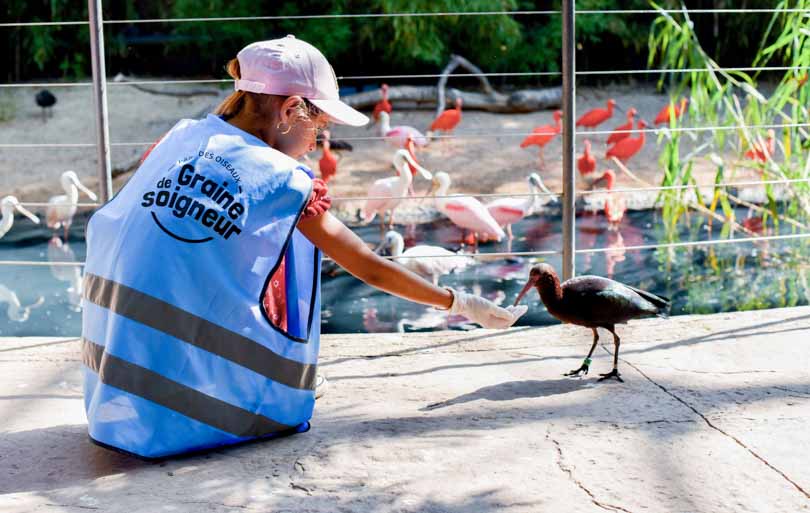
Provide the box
[447,289,528,329]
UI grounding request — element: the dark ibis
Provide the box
[316,136,353,152]
[514,263,670,382]
[35,89,57,121]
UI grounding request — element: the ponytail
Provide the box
[214,58,247,120]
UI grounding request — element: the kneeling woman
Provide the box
[81,36,526,459]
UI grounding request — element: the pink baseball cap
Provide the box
[234,35,369,127]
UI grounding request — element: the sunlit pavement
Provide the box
[2,306,809,512]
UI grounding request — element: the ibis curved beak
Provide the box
[14,203,40,224]
[513,277,537,307]
[70,176,98,201]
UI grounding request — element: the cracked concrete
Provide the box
[1,306,809,512]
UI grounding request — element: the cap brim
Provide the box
[309,98,369,127]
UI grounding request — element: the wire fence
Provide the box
[1,4,809,275]
[1,7,806,28]
[3,122,809,149]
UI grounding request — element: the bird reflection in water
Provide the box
[47,236,83,312]
[0,284,44,323]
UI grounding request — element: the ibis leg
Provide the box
[565,328,599,377]
[599,327,624,382]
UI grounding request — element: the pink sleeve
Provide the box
[301,178,331,219]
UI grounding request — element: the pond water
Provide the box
[0,207,807,337]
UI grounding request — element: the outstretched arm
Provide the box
[298,212,454,309]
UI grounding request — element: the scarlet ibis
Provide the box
[362,150,432,238]
[372,83,392,123]
[654,97,689,126]
[429,171,505,247]
[429,97,463,135]
[377,230,473,286]
[46,171,98,241]
[486,173,555,240]
[378,111,429,148]
[606,108,637,146]
[0,196,40,239]
[605,120,647,163]
[577,139,596,177]
[35,89,56,122]
[744,129,775,163]
[576,99,616,129]
[514,263,670,382]
[318,130,338,183]
[520,110,562,169]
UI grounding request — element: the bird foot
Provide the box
[598,369,624,383]
[564,363,590,378]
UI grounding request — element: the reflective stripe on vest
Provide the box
[82,114,321,458]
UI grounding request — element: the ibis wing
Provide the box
[561,276,663,325]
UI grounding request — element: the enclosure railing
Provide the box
[1,4,808,276]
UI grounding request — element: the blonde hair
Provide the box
[215,57,326,128]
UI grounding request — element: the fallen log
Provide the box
[341,85,561,113]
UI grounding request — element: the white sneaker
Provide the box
[315,372,328,400]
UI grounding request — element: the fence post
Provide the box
[88,0,112,203]
[561,0,577,280]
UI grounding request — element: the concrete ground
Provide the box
[1,306,809,512]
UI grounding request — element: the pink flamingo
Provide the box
[486,173,554,240]
[430,171,505,248]
[521,110,562,169]
[362,150,432,238]
[377,111,428,148]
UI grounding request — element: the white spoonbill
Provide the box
[46,170,97,240]
[486,173,556,240]
[378,230,473,286]
[362,150,432,237]
[378,111,429,149]
[429,171,505,248]
[0,196,40,239]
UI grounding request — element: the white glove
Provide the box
[446,289,528,329]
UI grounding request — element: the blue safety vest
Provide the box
[82,114,321,459]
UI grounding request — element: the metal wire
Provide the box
[18,202,100,208]
[330,177,810,203]
[9,176,805,210]
[3,231,806,267]
[0,20,88,28]
[0,260,85,267]
[3,65,805,89]
[4,7,805,28]
[578,8,810,14]
[8,176,805,212]
[577,232,810,254]
[3,121,795,149]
